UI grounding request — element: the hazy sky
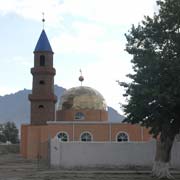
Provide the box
[0,0,157,114]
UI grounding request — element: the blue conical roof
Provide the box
[34,30,53,52]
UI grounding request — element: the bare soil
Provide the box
[0,153,179,180]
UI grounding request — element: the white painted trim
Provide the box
[73,122,75,142]
[109,123,112,141]
[141,127,144,141]
[47,121,122,125]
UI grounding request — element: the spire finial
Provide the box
[79,69,84,86]
[80,69,82,76]
[42,12,45,29]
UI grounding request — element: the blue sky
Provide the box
[0,0,157,114]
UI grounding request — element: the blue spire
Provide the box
[34,30,53,53]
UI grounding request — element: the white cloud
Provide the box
[0,86,19,96]
[0,0,157,26]
[80,50,132,114]
[11,56,32,67]
[51,19,132,114]
[52,32,99,54]
[72,21,105,38]
[0,0,63,27]
[53,30,133,114]
[52,21,107,54]
[61,0,157,25]
[0,0,157,114]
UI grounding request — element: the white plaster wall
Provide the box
[50,139,180,168]
[171,142,180,167]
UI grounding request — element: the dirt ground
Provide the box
[0,153,180,180]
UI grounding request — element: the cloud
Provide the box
[0,86,20,96]
[53,27,133,114]
[52,21,106,54]
[60,0,157,25]
[0,0,157,26]
[11,56,32,67]
[52,32,98,54]
[0,56,32,92]
[51,20,132,112]
[0,0,157,114]
[72,21,105,39]
[0,0,63,27]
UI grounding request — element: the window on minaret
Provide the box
[39,80,45,85]
[38,105,44,109]
[40,55,45,66]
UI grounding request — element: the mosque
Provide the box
[20,28,152,159]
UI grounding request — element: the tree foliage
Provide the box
[0,122,19,144]
[121,0,180,139]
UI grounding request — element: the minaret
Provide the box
[29,22,57,125]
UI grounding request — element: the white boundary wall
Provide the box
[50,139,180,168]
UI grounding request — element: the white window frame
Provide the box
[56,131,69,142]
[80,131,93,142]
[74,112,85,120]
[116,131,129,142]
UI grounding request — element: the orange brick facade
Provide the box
[20,29,152,159]
[56,109,108,122]
[21,123,152,159]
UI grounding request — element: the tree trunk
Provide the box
[152,134,175,179]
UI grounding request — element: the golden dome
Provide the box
[58,86,107,110]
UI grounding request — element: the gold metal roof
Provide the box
[58,86,107,110]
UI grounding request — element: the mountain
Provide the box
[0,85,124,129]
[108,107,125,122]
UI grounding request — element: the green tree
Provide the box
[2,122,19,144]
[0,124,6,143]
[120,0,180,178]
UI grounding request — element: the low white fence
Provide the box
[50,139,180,168]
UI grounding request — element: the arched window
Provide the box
[38,105,44,109]
[39,80,45,85]
[80,132,92,142]
[40,55,45,66]
[56,132,69,142]
[74,112,85,120]
[116,132,129,142]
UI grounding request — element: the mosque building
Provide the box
[20,28,152,159]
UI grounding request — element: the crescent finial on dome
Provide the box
[79,69,84,86]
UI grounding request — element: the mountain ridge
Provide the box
[0,85,124,129]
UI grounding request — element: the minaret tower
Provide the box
[29,17,57,125]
